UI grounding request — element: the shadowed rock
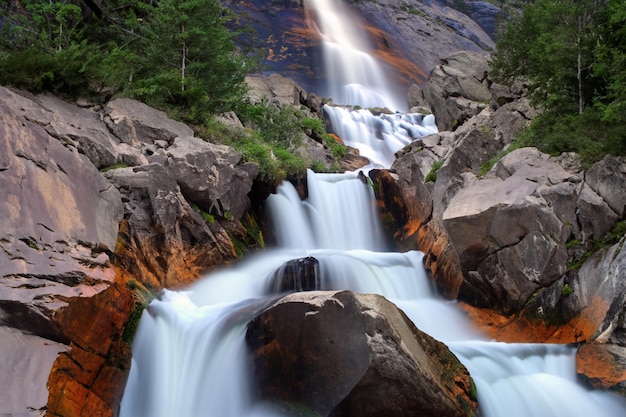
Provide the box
[247,291,477,417]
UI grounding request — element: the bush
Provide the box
[519,110,625,166]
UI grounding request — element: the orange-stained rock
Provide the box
[460,301,602,344]
[577,342,626,396]
[47,270,134,417]
[369,168,464,299]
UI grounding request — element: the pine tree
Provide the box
[130,0,248,119]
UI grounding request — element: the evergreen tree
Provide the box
[130,0,249,120]
[491,0,604,115]
[594,0,626,123]
[491,0,625,163]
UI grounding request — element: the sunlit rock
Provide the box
[578,342,626,396]
[0,90,127,416]
[246,290,477,417]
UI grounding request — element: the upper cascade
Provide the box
[304,0,407,112]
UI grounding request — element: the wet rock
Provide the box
[247,291,477,417]
[270,257,321,292]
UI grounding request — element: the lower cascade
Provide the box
[120,171,626,417]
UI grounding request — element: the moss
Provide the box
[323,133,347,158]
[191,203,215,224]
[561,283,573,297]
[99,163,128,172]
[424,159,444,183]
[122,280,155,343]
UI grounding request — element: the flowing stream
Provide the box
[120,0,626,416]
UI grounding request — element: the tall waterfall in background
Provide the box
[120,0,626,416]
[304,0,406,112]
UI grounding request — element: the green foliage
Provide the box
[191,203,215,223]
[128,0,249,122]
[491,0,626,163]
[0,0,251,117]
[123,279,156,343]
[323,134,347,158]
[424,159,444,183]
[239,101,306,148]
[567,221,626,270]
[200,108,308,183]
[516,110,624,166]
[561,283,573,297]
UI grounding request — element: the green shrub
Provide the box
[424,160,444,183]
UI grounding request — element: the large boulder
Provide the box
[415,51,493,131]
[158,136,258,219]
[442,149,575,313]
[246,290,477,417]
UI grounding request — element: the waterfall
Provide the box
[120,1,626,416]
[303,0,406,111]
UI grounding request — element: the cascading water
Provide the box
[303,0,406,111]
[120,1,626,416]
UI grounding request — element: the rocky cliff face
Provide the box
[371,50,626,392]
[0,86,261,416]
[224,0,496,94]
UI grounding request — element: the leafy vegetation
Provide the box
[491,0,626,165]
[424,159,444,183]
[0,0,336,183]
[0,0,249,121]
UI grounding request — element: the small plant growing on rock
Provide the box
[561,283,574,297]
[424,159,444,183]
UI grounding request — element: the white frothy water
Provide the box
[120,172,626,417]
[323,107,438,168]
[304,0,406,111]
[120,1,626,415]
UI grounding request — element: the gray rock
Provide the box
[216,111,244,129]
[442,149,579,312]
[421,51,492,131]
[246,291,477,417]
[0,87,121,169]
[163,136,258,219]
[0,327,67,416]
[104,98,194,146]
[245,73,301,107]
[585,155,626,217]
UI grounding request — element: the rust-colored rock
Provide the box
[460,302,600,344]
[577,342,626,396]
[369,167,464,299]
[47,270,134,417]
